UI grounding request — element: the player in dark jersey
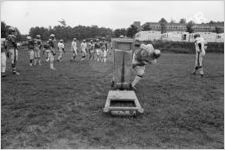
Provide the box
[6,27,20,75]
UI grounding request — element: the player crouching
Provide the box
[130,41,161,90]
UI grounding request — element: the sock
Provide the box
[132,75,142,87]
[50,63,54,69]
[2,67,6,73]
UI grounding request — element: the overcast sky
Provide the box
[1,1,224,34]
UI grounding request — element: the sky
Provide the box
[1,1,224,34]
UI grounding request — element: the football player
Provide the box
[101,37,108,63]
[34,35,42,65]
[1,38,7,77]
[47,34,56,70]
[80,39,87,61]
[27,36,35,66]
[57,39,65,62]
[192,34,206,77]
[71,38,78,61]
[95,39,101,62]
[131,41,161,90]
[6,27,20,75]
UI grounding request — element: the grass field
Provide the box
[1,46,224,148]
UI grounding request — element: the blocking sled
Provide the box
[103,38,144,115]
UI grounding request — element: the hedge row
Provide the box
[145,41,224,53]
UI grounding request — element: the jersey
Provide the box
[58,42,64,51]
[95,42,101,49]
[71,41,77,50]
[132,44,155,66]
[81,42,87,50]
[48,40,54,48]
[100,41,107,50]
[6,34,17,49]
[27,40,35,50]
[195,37,206,55]
[34,39,42,49]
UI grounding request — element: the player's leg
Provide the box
[34,50,37,65]
[10,49,19,75]
[49,53,56,70]
[37,49,41,65]
[192,53,199,75]
[199,54,204,77]
[131,66,145,89]
[1,52,7,77]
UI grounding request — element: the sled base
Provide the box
[103,90,144,115]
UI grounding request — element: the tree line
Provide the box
[1,18,223,42]
[1,21,139,42]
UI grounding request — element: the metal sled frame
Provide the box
[103,90,144,114]
[103,38,144,115]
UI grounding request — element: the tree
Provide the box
[179,18,186,24]
[159,18,167,34]
[1,21,8,38]
[142,23,152,31]
[126,25,138,38]
[170,19,176,24]
[113,28,127,38]
[186,21,195,33]
[215,26,223,34]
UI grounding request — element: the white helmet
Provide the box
[153,49,161,59]
[50,34,55,37]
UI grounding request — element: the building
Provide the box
[140,22,224,33]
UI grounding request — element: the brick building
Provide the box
[134,22,224,33]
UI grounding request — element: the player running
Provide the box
[192,34,206,77]
[57,39,65,62]
[130,41,161,90]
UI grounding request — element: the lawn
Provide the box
[1,46,224,148]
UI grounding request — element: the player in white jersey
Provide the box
[80,40,87,61]
[130,41,161,90]
[1,38,7,77]
[34,35,42,65]
[57,39,65,62]
[71,38,77,61]
[192,34,206,77]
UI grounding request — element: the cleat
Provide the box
[200,74,204,77]
[50,67,56,70]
